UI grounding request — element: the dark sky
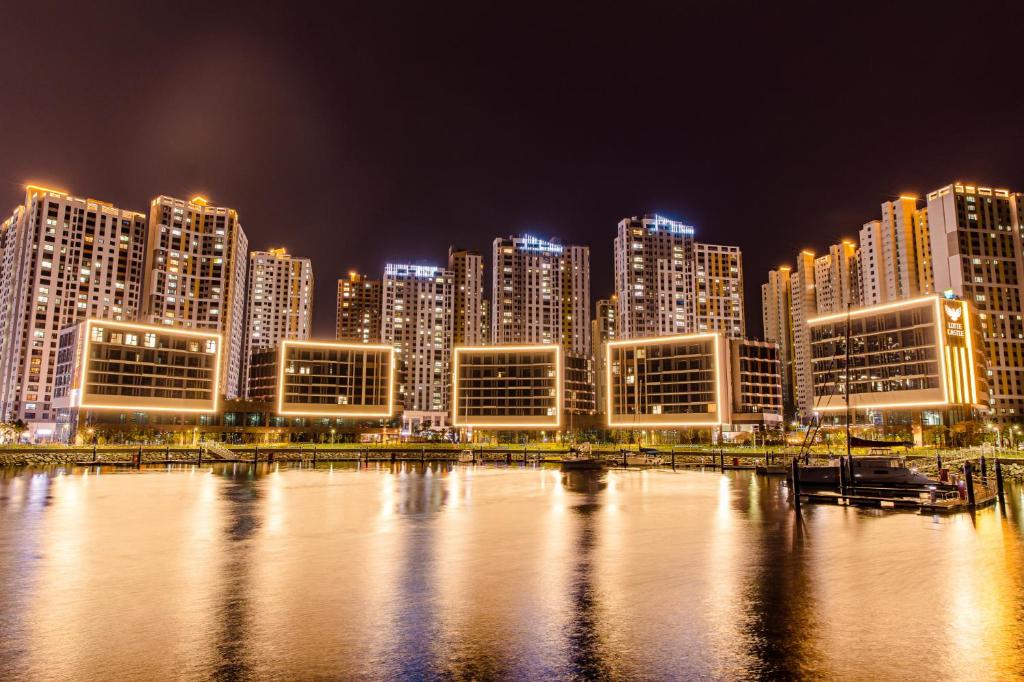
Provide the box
[3,1,1023,338]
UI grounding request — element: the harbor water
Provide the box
[1,463,1022,681]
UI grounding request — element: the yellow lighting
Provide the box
[76,318,221,414]
[26,183,68,196]
[451,344,562,429]
[807,294,939,325]
[605,333,725,428]
[275,339,395,417]
[190,195,209,206]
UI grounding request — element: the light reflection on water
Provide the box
[1,463,1022,681]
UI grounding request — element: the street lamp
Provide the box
[330,428,336,445]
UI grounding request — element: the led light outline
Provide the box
[276,339,396,417]
[811,297,986,412]
[605,333,725,428]
[451,344,562,429]
[76,318,222,413]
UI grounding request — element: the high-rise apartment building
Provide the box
[789,251,818,418]
[142,195,248,400]
[382,263,454,429]
[491,235,591,357]
[592,296,618,414]
[814,241,861,313]
[860,197,931,305]
[336,271,383,343]
[761,267,793,412]
[927,181,1024,424]
[614,214,745,340]
[0,185,148,439]
[242,248,313,396]
[692,242,744,338]
[614,214,693,339]
[448,246,485,345]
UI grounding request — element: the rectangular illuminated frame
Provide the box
[275,339,395,417]
[605,333,726,428]
[807,295,985,412]
[451,344,562,429]
[75,318,222,413]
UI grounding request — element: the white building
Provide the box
[382,263,454,430]
[692,242,745,338]
[859,197,930,305]
[927,181,1024,424]
[242,248,313,396]
[142,195,249,400]
[448,247,485,345]
[491,235,591,357]
[614,214,693,339]
[761,267,792,411]
[0,185,148,440]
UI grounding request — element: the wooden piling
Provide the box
[312,445,317,466]
[980,455,987,482]
[198,446,203,466]
[622,449,627,468]
[995,459,1006,504]
[964,462,976,508]
[936,453,942,470]
[92,444,97,463]
[838,455,846,493]
[791,457,801,510]
[254,445,259,465]
[671,450,676,468]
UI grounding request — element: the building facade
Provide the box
[242,249,313,396]
[761,267,793,412]
[692,242,745,338]
[53,319,221,441]
[248,339,394,418]
[452,344,562,429]
[382,263,454,429]
[448,247,485,345]
[141,195,248,400]
[927,182,1024,424]
[0,185,148,439]
[592,296,618,414]
[336,271,383,343]
[491,235,591,357]
[614,214,693,339]
[807,295,988,429]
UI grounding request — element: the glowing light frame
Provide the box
[76,318,222,413]
[605,333,725,428]
[275,339,396,418]
[808,296,986,412]
[451,344,563,429]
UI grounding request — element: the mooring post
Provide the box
[671,449,676,469]
[964,462,976,508]
[92,444,97,462]
[135,446,142,469]
[847,455,855,491]
[936,453,942,471]
[838,455,846,493]
[421,447,425,463]
[254,445,259,465]
[391,451,396,463]
[313,445,317,466]
[622,449,627,468]
[980,454,988,482]
[791,457,801,510]
[719,450,724,470]
[268,450,275,465]
[995,459,1006,504]
[506,450,512,465]
[198,446,203,466]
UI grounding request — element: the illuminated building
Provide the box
[382,263,454,431]
[614,214,745,340]
[335,271,383,343]
[614,214,693,339]
[807,295,988,432]
[604,333,782,430]
[761,267,793,412]
[452,345,562,429]
[928,182,1024,423]
[491,234,591,357]
[692,242,745,338]
[141,195,249,400]
[859,197,931,305]
[448,246,485,345]
[242,248,313,396]
[0,185,147,440]
[52,319,221,442]
[592,296,618,414]
[247,339,394,417]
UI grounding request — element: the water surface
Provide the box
[1,463,1022,681]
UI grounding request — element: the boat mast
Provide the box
[845,303,852,459]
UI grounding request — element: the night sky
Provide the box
[3,1,1023,337]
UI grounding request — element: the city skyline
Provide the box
[3,4,1021,342]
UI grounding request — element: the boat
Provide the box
[561,455,605,470]
[618,450,665,466]
[457,450,475,463]
[796,456,935,487]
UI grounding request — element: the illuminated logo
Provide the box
[944,304,962,322]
